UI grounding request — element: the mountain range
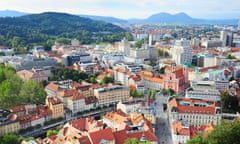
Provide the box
[0,10,238,24]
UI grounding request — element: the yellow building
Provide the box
[0,113,20,136]
[94,85,130,105]
[46,97,64,119]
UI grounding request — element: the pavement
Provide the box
[154,92,173,144]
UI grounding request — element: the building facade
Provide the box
[168,98,222,127]
[94,85,130,105]
[170,38,193,65]
[45,97,64,119]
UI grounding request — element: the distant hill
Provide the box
[0,10,237,25]
[0,12,130,49]
[0,10,28,17]
[128,12,238,24]
[79,14,127,24]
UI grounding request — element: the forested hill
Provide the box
[0,12,131,50]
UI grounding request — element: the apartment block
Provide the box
[94,85,130,105]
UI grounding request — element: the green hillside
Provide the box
[0,12,132,50]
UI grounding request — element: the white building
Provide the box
[168,98,222,127]
[118,38,131,55]
[66,94,86,114]
[170,38,193,65]
[114,68,132,86]
[186,88,221,101]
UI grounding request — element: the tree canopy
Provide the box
[0,64,46,108]
[0,134,20,144]
[187,121,240,144]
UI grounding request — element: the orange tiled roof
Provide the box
[200,65,219,73]
[47,97,63,105]
[115,68,132,75]
[144,76,163,83]
[129,85,136,91]
[59,89,79,97]
[231,47,240,52]
[69,93,84,101]
[17,70,34,79]
[137,70,154,77]
[89,128,115,144]
[46,83,61,91]
[104,109,128,124]
[130,75,141,81]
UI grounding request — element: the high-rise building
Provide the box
[220,30,227,47]
[118,38,131,55]
[170,38,193,65]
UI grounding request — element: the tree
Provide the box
[147,90,152,98]
[227,54,236,59]
[187,121,240,144]
[125,138,139,144]
[130,90,138,97]
[101,76,114,84]
[152,90,156,100]
[162,88,168,96]
[19,80,47,104]
[187,134,207,144]
[169,89,176,96]
[46,130,58,137]
[220,91,239,111]
[0,134,20,144]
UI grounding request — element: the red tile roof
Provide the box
[78,136,91,144]
[127,129,158,142]
[17,114,32,124]
[9,105,25,113]
[113,130,129,144]
[71,118,86,131]
[37,105,52,116]
[47,97,63,105]
[169,98,220,115]
[89,128,115,144]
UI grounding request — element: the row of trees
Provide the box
[0,65,46,108]
[130,89,144,98]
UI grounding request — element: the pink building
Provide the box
[163,65,188,95]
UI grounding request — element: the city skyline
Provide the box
[0,0,239,19]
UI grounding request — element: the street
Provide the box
[155,92,173,144]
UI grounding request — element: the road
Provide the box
[155,92,173,144]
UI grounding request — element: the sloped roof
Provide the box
[89,128,115,144]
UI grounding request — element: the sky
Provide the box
[0,0,239,19]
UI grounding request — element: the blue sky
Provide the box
[0,0,239,19]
